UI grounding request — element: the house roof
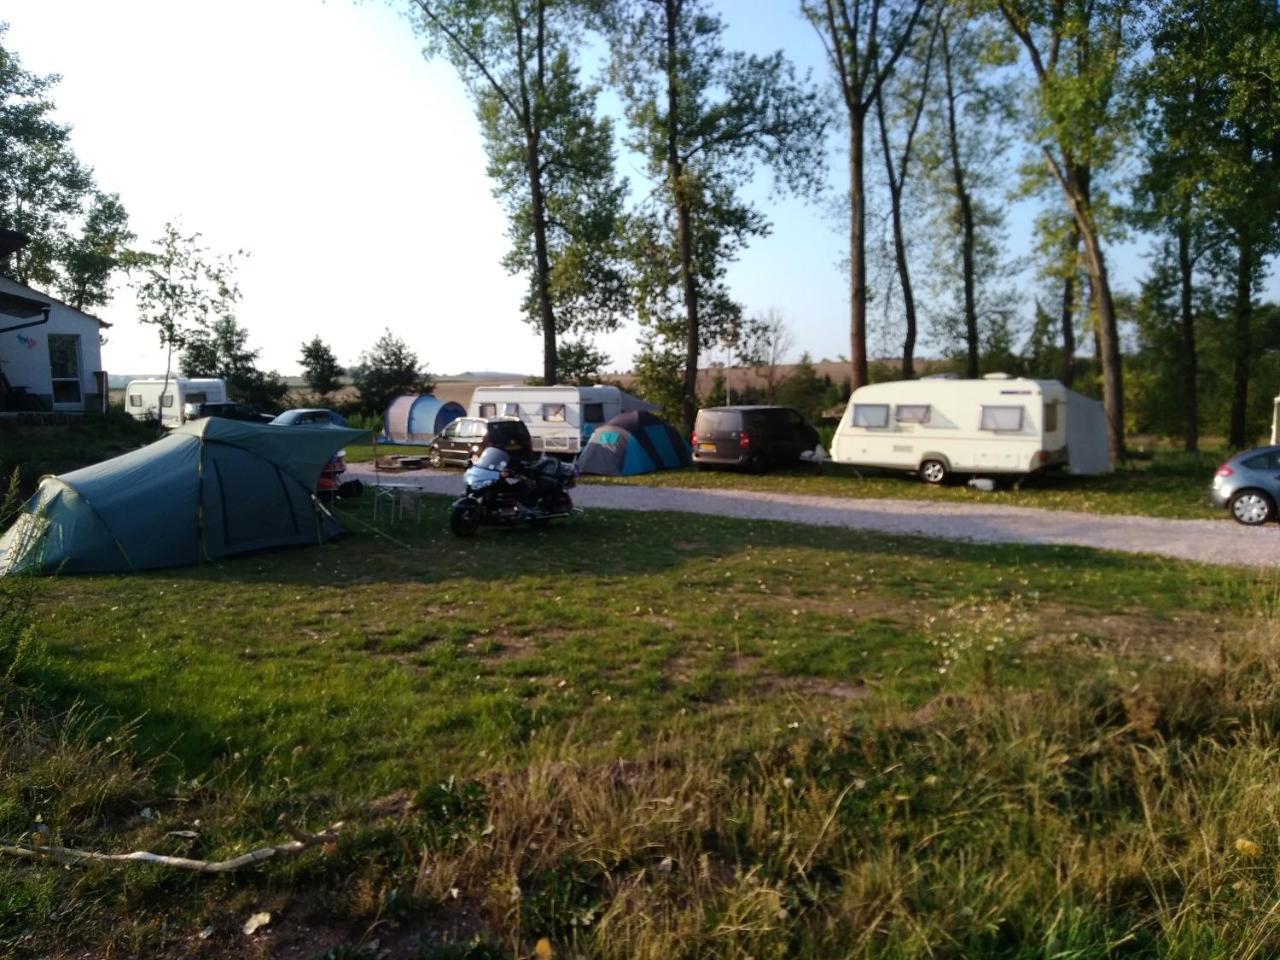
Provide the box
[0,274,112,328]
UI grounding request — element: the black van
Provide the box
[691,406,820,472]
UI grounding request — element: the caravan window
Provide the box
[542,403,566,422]
[161,395,174,408]
[186,391,207,404]
[478,403,497,418]
[852,404,889,428]
[583,402,605,423]
[895,404,930,424]
[1044,402,1060,431]
[980,405,1024,431]
[503,403,520,416]
[128,394,142,408]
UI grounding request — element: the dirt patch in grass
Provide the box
[775,676,870,700]
[1027,604,1229,664]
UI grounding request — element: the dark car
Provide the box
[691,405,820,472]
[430,416,534,468]
[183,400,273,423]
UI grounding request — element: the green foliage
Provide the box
[299,336,344,401]
[630,344,684,424]
[609,0,826,424]
[543,339,609,386]
[775,352,826,422]
[0,26,131,298]
[352,328,433,416]
[412,0,627,384]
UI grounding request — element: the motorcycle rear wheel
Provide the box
[449,502,481,537]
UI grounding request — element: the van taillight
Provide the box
[739,431,751,449]
[1217,465,1234,477]
[1038,450,1051,462]
[691,431,699,446]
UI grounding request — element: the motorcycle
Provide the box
[449,447,578,537]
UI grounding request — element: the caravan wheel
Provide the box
[919,459,948,485]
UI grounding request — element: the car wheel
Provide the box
[429,447,442,469]
[748,453,768,474]
[920,459,948,485]
[1229,489,1275,526]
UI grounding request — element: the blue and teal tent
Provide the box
[0,418,367,576]
[576,410,691,476]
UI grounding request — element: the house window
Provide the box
[980,405,1024,431]
[542,403,566,422]
[128,394,143,408]
[478,403,497,418]
[48,334,82,405]
[583,402,605,423]
[852,404,889,428]
[895,404,930,424]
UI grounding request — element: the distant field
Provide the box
[4,499,1275,957]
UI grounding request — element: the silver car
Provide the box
[1210,445,1280,525]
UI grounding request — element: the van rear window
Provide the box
[695,410,740,432]
[852,404,889,428]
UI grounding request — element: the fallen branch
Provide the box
[0,814,343,874]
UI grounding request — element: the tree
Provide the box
[608,0,826,431]
[874,7,941,379]
[551,340,609,385]
[353,330,433,417]
[1141,0,1280,448]
[299,336,344,402]
[994,0,1141,460]
[180,315,289,412]
[132,224,240,432]
[57,192,134,311]
[0,26,130,297]
[411,0,627,385]
[742,309,795,404]
[776,352,828,422]
[803,0,930,389]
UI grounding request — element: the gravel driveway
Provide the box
[346,464,1276,568]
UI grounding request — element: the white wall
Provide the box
[0,277,106,411]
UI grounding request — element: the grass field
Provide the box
[4,496,1278,957]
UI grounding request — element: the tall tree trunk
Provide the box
[664,0,700,432]
[1059,228,1078,386]
[876,103,915,380]
[941,27,977,379]
[1176,224,1198,452]
[525,133,558,386]
[1229,230,1253,448]
[1052,154,1124,459]
[849,119,869,389]
[513,2,557,386]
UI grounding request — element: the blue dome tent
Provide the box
[575,410,691,476]
[384,395,465,445]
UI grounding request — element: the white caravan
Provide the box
[469,384,653,454]
[830,374,1111,483]
[124,377,227,428]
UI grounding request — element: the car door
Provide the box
[438,420,464,462]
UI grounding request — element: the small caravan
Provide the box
[830,375,1111,483]
[468,384,654,455]
[124,377,227,428]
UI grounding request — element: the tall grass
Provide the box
[410,607,1280,958]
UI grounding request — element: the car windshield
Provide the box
[473,448,509,470]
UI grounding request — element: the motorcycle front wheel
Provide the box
[449,500,481,537]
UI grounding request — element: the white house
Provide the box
[0,275,108,413]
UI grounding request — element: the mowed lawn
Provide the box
[9,498,1280,958]
[28,499,1240,792]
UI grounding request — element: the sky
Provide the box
[2,0,1273,380]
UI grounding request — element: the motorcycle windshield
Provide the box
[474,448,509,470]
